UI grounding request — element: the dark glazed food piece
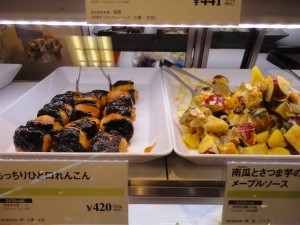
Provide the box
[104,104,133,118]
[100,113,134,141]
[112,80,134,90]
[52,127,90,152]
[80,90,108,106]
[65,117,100,139]
[106,89,134,107]
[50,91,80,106]
[90,131,127,152]
[111,81,138,104]
[13,125,52,152]
[127,89,139,104]
[104,101,135,121]
[74,96,102,109]
[26,115,63,134]
[71,104,100,121]
[37,101,71,126]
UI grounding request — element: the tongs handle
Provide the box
[159,59,212,87]
[161,65,195,96]
[100,66,112,91]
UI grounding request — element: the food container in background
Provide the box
[15,26,63,62]
[132,52,158,67]
[22,35,63,62]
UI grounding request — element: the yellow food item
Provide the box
[250,66,267,89]
[203,115,229,134]
[227,111,248,126]
[231,89,243,103]
[194,92,213,106]
[183,133,200,149]
[274,101,290,120]
[223,97,236,112]
[267,129,287,148]
[288,91,299,104]
[284,124,300,153]
[268,147,291,155]
[218,142,239,154]
[256,130,269,143]
[241,143,268,155]
[265,75,291,102]
[198,134,219,154]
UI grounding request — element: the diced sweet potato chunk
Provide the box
[284,124,300,153]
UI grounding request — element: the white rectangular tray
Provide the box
[163,68,300,165]
[0,63,22,90]
[0,67,172,163]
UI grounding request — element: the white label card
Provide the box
[223,162,300,225]
[0,160,128,224]
[86,0,242,25]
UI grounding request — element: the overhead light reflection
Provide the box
[70,36,84,49]
[74,50,86,61]
[83,36,97,49]
[2,20,300,29]
[65,35,115,67]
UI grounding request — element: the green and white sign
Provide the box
[0,160,128,224]
[223,162,300,225]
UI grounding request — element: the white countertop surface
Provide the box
[129,204,222,225]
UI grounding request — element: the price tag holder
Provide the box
[86,0,242,25]
[222,162,300,225]
[0,160,128,224]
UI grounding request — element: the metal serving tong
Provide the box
[99,66,112,91]
[75,66,82,92]
[75,66,113,92]
[159,59,231,97]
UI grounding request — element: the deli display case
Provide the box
[0,0,300,224]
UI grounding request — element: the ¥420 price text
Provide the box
[86,203,123,212]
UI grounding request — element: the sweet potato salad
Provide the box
[178,67,300,155]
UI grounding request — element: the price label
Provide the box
[222,162,300,225]
[86,0,242,25]
[0,160,128,224]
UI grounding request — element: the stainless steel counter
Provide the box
[129,152,225,202]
